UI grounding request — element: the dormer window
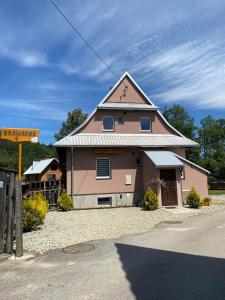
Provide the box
[140,117,151,132]
[102,116,114,131]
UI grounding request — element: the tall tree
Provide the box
[163,105,199,162]
[198,116,225,180]
[55,109,88,141]
[163,105,197,139]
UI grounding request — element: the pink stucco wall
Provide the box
[67,149,142,195]
[181,161,208,199]
[78,110,176,135]
[167,147,186,158]
[142,152,159,194]
[105,76,148,104]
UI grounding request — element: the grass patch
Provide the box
[208,190,225,196]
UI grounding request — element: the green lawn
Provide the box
[208,190,225,196]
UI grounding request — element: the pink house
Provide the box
[55,72,209,209]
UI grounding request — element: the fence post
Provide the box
[15,179,23,257]
[6,173,15,253]
[0,171,6,254]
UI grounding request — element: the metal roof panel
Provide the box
[55,134,198,148]
[144,151,183,168]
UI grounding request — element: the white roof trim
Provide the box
[55,133,198,148]
[174,154,210,174]
[63,72,187,139]
[98,103,158,110]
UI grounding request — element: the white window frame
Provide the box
[140,117,151,132]
[96,157,111,179]
[102,116,114,132]
[117,115,125,125]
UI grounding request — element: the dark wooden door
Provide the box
[160,169,178,206]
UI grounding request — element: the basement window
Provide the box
[96,158,111,179]
[97,197,112,205]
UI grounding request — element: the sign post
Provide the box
[0,128,39,181]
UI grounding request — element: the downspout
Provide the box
[71,147,74,197]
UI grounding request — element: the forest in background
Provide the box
[0,105,224,181]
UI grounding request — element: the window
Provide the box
[47,174,56,181]
[96,158,111,179]
[117,115,125,125]
[140,117,151,131]
[102,116,114,131]
[98,197,111,205]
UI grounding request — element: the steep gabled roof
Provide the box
[65,72,187,138]
[23,158,58,175]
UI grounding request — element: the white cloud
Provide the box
[0,40,48,68]
[0,99,66,121]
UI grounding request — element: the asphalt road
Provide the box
[1,208,225,300]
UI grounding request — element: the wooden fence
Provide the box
[0,167,23,257]
[209,181,225,190]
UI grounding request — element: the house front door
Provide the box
[160,169,178,206]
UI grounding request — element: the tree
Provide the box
[163,105,197,139]
[163,105,199,163]
[198,116,225,180]
[55,109,88,141]
[0,141,56,172]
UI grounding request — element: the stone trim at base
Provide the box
[72,192,143,209]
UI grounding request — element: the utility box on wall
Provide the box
[125,174,132,185]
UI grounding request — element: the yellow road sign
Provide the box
[0,128,40,181]
[0,128,39,143]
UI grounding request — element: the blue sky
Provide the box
[1,0,225,144]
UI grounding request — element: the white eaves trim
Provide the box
[66,72,186,138]
[98,103,158,110]
[55,133,198,148]
[175,154,210,174]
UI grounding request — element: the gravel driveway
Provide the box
[23,202,225,254]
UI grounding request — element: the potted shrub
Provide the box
[201,197,212,206]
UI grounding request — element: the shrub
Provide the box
[23,193,48,232]
[185,187,201,209]
[57,192,73,211]
[143,187,159,211]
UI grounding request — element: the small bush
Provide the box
[23,193,48,232]
[185,187,201,209]
[143,187,159,211]
[57,192,73,211]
